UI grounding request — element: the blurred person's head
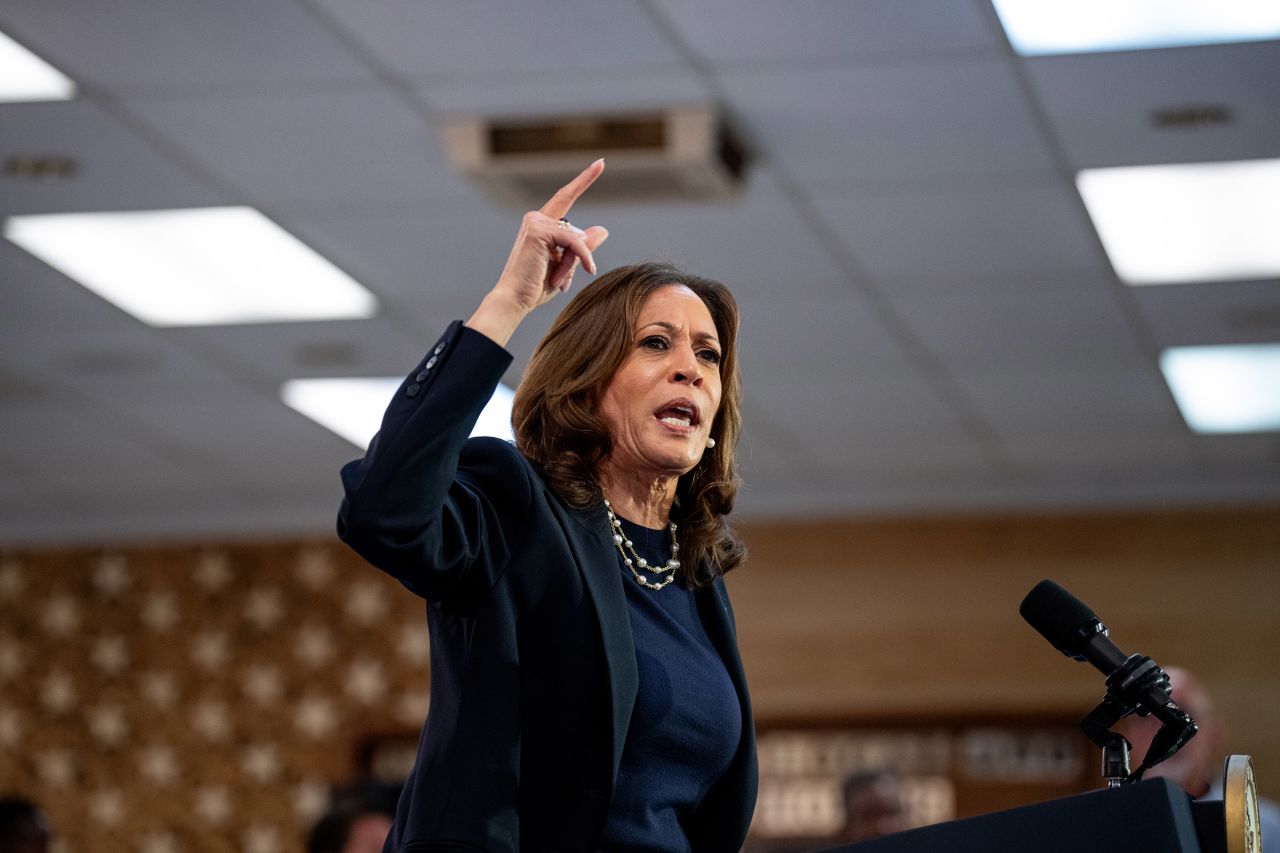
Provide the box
[837,770,907,842]
[0,796,50,853]
[305,780,397,853]
[1118,666,1227,798]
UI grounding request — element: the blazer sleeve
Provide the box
[337,320,535,604]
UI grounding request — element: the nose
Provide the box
[671,341,703,387]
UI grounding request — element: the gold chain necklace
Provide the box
[604,499,679,591]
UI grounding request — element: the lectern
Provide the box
[819,756,1260,853]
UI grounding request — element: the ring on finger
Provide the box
[557,217,572,230]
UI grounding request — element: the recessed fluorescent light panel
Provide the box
[992,0,1280,55]
[3,207,377,326]
[1076,158,1280,286]
[1160,344,1280,434]
[282,378,516,449]
[0,30,75,101]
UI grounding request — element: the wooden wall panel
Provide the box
[1,505,1276,851]
[731,507,1280,800]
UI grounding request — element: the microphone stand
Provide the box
[1076,654,1198,788]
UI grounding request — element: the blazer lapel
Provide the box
[547,494,638,789]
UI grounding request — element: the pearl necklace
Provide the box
[604,499,680,591]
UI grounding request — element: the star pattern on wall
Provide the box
[138,744,180,786]
[193,784,232,826]
[86,703,129,747]
[138,830,181,853]
[396,623,431,665]
[41,596,79,635]
[292,780,332,825]
[41,672,77,715]
[0,559,25,598]
[241,742,284,785]
[0,705,22,747]
[0,635,24,679]
[191,700,233,743]
[35,749,75,788]
[344,582,390,625]
[141,591,180,633]
[92,555,131,597]
[0,542,432,853]
[293,625,335,669]
[294,547,335,590]
[294,696,339,740]
[243,824,282,853]
[90,634,129,676]
[89,787,126,827]
[345,658,388,705]
[193,550,233,592]
[242,664,285,707]
[140,670,180,711]
[190,630,231,671]
[245,588,285,631]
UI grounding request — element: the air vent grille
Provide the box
[443,105,748,206]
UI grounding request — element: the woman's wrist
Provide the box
[465,289,530,347]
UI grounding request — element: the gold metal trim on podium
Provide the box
[1223,755,1261,853]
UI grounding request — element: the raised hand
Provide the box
[467,160,609,345]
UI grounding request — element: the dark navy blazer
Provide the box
[338,321,757,852]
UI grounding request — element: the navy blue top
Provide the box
[598,517,743,852]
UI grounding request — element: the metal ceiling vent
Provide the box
[441,104,749,206]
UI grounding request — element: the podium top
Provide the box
[819,777,1202,853]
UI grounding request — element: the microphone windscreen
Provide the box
[1020,579,1098,654]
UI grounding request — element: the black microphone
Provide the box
[1020,579,1131,672]
[1020,579,1197,776]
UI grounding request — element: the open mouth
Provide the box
[654,399,700,431]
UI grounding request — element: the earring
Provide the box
[706,437,716,449]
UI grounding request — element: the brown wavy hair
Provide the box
[512,262,746,587]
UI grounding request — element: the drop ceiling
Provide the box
[1,0,1278,545]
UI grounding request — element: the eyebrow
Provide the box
[640,321,721,347]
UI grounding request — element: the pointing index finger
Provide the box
[539,159,605,220]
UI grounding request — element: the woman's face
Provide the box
[597,284,723,481]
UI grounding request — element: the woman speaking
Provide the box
[338,159,756,852]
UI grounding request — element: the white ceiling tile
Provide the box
[1195,433,1280,469]
[568,169,850,295]
[0,0,373,94]
[278,205,516,321]
[313,0,684,77]
[1129,279,1280,348]
[0,399,212,494]
[874,267,1116,297]
[179,317,431,382]
[0,308,249,407]
[887,286,1148,368]
[749,373,976,443]
[652,0,999,64]
[124,89,472,207]
[122,389,359,477]
[812,181,1104,278]
[1026,42,1280,169]
[720,58,1055,183]
[0,240,138,334]
[997,431,1197,473]
[737,288,916,380]
[955,363,1181,435]
[0,101,224,214]
[419,67,710,116]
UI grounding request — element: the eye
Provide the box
[698,348,722,365]
[640,335,669,351]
